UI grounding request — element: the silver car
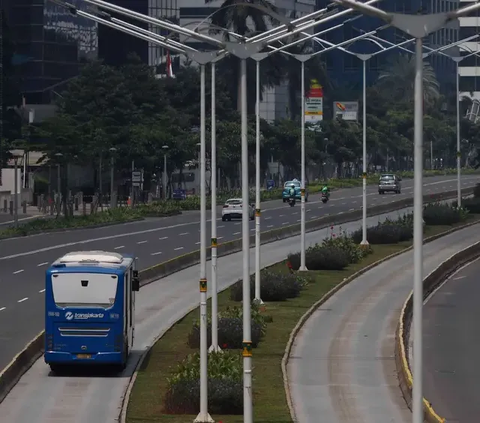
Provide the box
[378,174,402,194]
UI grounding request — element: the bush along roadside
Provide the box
[125,204,480,423]
[0,202,181,239]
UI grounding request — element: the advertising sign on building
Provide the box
[333,101,359,121]
[305,79,323,126]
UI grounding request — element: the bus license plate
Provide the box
[77,354,91,359]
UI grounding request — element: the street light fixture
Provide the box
[224,41,264,423]
[109,147,117,209]
[162,145,169,201]
[333,2,480,421]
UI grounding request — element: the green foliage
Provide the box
[459,198,480,214]
[0,204,181,239]
[350,212,414,244]
[230,270,305,302]
[321,230,366,263]
[165,351,243,414]
[473,183,480,198]
[187,303,267,349]
[423,202,468,225]
[288,245,350,271]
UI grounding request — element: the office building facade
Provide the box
[458,0,480,99]
[5,0,98,105]
[315,0,459,93]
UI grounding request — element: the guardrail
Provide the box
[396,239,480,422]
[0,186,473,405]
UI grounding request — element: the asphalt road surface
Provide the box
[287,223,480,423]
[0,207,425,423]
[423,257,480,422]
[0,174,477,372]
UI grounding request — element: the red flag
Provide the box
[166,51,174,78]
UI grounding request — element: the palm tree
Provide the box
[377,54,440,106]
[206,0,284,113]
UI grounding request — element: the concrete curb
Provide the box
[0,187,471,407]
[395,238,480,422]
[281,217,480,422]
[0,332,44,404]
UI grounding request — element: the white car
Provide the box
[221,198,255,221]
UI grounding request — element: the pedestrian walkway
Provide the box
[287,224,480,423]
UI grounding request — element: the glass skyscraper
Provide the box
[6,0,98,104]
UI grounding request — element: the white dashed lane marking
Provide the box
[179,232,189,236]
[13,269,24,275]
[137,240,148,244]
[114,246,124,250]
[151,251,163,256]
[159,236,168,240]
[0,307,5,312]
[17,297,28,303]
[39,289,45,293]
[37,262,49,267]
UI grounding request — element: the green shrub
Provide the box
[164,351,243,414]
[473,183,480,198]
[230,270,304,302]
[459,198,480,214]
[187,304,267,349]
[423,203,467,225]
[289,245,350,270]
[321,233,365,263]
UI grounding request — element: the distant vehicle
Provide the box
[288,197,296,207]
[282,179,309,202]
[221,198,255,221]
[321,192,329,203]
[44,251,140,373]
[378,174,402,194]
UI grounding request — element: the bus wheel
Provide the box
[49,364,64,375]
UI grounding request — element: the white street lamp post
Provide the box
[188,51,218,423]
[251,52,268,303]
[209,56,224,354]
[224,41,263,423]
[291,54,311,271]
[109,147,117,208]
[333,2,480,422]
[162,145,168,201]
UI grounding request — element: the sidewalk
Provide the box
[287,225,480,423]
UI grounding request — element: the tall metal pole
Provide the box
[194,63,213,423]
[360,57,369,245]
[163,153,167,201]
[240,56,253,423]
[430,141,433,170]
[299,59,307,271]
[13,158,18,228]
[254,59,263,304]
[412,37,424,423]
[110,156,115,209]
[456,60,461,207]
[209,61,221,353]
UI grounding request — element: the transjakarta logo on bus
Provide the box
[65,311,104,320]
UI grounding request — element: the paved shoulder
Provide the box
[423,257,480,422]
[288,224,480,423]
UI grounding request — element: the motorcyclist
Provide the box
[288,184,296,203]
[321,185,330,198]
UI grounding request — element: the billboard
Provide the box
[305,79,323,125]
[333,101,359,121]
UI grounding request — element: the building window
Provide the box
[459,76,480,92]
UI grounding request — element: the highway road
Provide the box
[0,174,476,372]
[0,206,427,422]
[287,223,480,423]
[423,257,480,422]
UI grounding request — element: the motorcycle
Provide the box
[321,192,329,203]
[288,197,296,207]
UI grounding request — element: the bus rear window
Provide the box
[51,273,118,308]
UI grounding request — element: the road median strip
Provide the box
[123,202,480,422]
[0,187,473,408]
[396,238,480,422]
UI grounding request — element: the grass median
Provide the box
[126,209,480,423]
[0,203,181,239]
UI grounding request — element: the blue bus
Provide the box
[44,251,140,373]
